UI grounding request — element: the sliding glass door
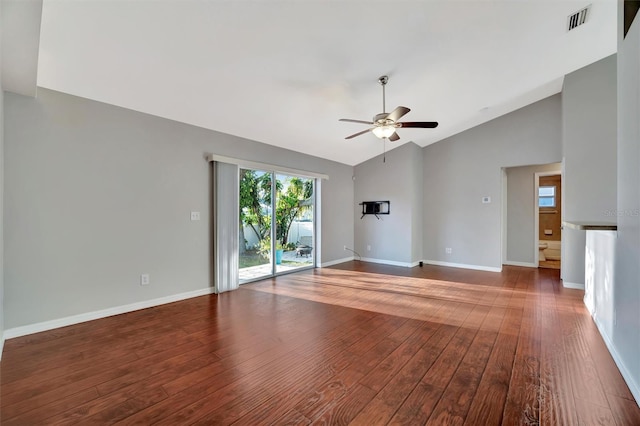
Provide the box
[275,173,314,274]
[238,169,315,282]
[238,168,272,282]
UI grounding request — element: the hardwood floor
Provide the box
[1,262,638,425]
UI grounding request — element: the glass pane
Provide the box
[539,186,555,197]
[275,174,314,274]
[539,196,555,207]
[239,169,272,282]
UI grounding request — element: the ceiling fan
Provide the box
[339,75,438,142]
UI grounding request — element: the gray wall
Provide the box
[4,88,354,329]
[563,54,618,222]
[423,95,562,270]
[354,142,422,265]
[613,1,640,402]
[505,163,561,265]
[562,54,617,286]
[411,143,424,263]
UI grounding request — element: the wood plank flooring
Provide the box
[1,262,639,425]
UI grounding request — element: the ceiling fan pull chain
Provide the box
[383,138,386,163]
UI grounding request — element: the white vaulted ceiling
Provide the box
[32,0,616,165]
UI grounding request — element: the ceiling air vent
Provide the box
[567,5,590,31]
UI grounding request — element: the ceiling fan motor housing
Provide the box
[373,112,394,125]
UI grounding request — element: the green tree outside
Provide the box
[239,170,313,252]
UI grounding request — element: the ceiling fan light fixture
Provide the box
[372,125,396,139]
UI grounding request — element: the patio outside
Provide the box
[240,249,313,281]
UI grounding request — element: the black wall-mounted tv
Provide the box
[364,203,381,214]
[360,201,390,218]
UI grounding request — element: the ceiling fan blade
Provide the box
[398,121,439,128]
[388,132,400,142]
[339,118,374,125]
[386,106,411,122]
[345,128,373,139]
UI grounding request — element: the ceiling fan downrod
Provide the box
[379,76,389,162]
[379,75,388,114]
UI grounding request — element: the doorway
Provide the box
[503,163,562,269]
[536,173,562,269]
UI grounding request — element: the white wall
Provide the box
[4,88,354,330]
[423,95,562,271]
[354,142,422,266]
[609,0,640,403]
[584,230,617,328]
[505,163,561,265]
[562,54,617,287]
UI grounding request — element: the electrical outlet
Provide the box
[445,248,452,254]
[367,245,371,251]
[140,274,150,286]
[190,211,201,221]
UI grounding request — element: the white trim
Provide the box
[501,168,508,265]
[424,260,502,273]
[314,180,322,267]
[320,257,422,268]
[562,281,585,290]
[503,261,537,268]
[0,334,4,361]
[320,256,354,267]
[360,257,414,268]
[592,317,640,406]
[207,154,329,180]
[560,158,565,280]
[4,287,216,340]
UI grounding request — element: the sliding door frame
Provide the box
[238,169,317,284]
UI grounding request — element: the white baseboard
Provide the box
[503,261,537,268]
[0,333,4,361]
[593,317,640,407]
[562,281,585,290]
[320,256,354,267]
[360,257,414,268]
[321,257,422,268]
[4,287,216,340]
[424,260,502,273]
